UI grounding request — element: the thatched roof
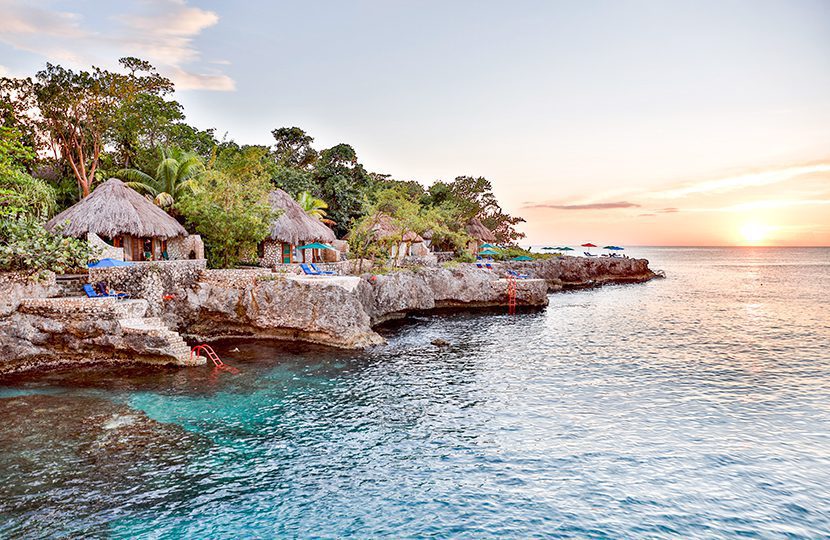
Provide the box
[266,189,336,245]
[361,213,423,243]
[46,178,187,239]
[466,218,496,242]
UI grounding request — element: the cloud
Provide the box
[524,201,640,210]
[638,213,656,217]
[0,0,234,91]
[658,207,679,213]
[648,163,830,199]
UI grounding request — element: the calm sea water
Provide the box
[1,247,829,538]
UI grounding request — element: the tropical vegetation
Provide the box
[0,57,526,271]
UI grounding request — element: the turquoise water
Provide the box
[1,247,829,538]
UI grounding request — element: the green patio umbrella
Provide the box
[603,246,624,250]
[478,249,500,256]
[559,246,574,251]
[296,242,336,250]
[480,243,497,249]
[512,255,533,261]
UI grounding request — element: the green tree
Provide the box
[0,57,174,197]
[117,147,203,209]
[426,176,525,244]
[178,147,274,268]
[271,126,318,168]
[313,143,372,237]
[297,191,330,221]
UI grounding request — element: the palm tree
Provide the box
[117,148,203,209]
[297,191,330,221]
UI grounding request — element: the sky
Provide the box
[1,0,829,246]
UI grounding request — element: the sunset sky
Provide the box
[1,0,828,246]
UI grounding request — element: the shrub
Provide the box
[0,215,98,274]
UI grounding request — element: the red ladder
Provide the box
[507,276,517,315]
[190,344,240,374]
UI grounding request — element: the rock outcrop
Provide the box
[0,256,657,372]
[0,292,203,374]
[501,256,655,290]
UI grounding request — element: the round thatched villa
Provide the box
[45,178,204,261]
[465,217,497,254]
[258,189,338,266]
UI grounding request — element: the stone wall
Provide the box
[259,239,281,267]
[89,259,206,317]
[88,233,123,261]
[167,235,205,260]
[0,271,58,317]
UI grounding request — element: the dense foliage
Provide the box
[177,147,274,268]
[0,128,96,273]
[1,57,526,270]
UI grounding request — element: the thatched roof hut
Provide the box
[466,218,496,242]
[46,178,186,239]
[266,189,336,245]
[360,213,422,243]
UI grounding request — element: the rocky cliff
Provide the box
[501,256,656,290]
[0,256,657,372]
[0,278,203,374]
[171,265,549,348]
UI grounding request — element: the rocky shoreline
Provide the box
[0,257,658,374]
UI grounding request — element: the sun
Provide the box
[739,222,770,245]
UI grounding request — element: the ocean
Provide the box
[1,247,829,538]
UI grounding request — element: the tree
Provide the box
[271,126,318,168]
[0,58,174,197]
[117,147,203,209]
[297,191,330,221]
[313,143,372,237]
[178,146,274,268]
[426,176,525,244]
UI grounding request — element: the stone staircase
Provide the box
[54,274,88,297]
[118,317,204,366]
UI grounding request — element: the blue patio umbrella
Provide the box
[478,249,500,256]
[480,243,497,249]
[512,255,533,261]
[296,242,336,250]
[603,246,624,250]
[88,258,134,268]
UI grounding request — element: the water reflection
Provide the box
[1,248,829,537]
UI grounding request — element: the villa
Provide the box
[465,217,496,254]
[45,178,204,261]
[258,189,338,266]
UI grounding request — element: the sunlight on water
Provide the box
[1,248,829,538]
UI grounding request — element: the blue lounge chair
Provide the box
[485,263,494,270]
[83,284,129,299]
[507,269,529,279]
[83,284,105,298]
[476,263,484,269]
[300,263,320,275]
[584,252,597,257]
[310,263,336,275]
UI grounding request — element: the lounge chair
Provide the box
[485,263,494,270]
[310,263,336,275]
[506,269,529,279]
[476,263,484,269]
[301,263,330,276]
[584,252,597,257]
[83,284,130,299]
